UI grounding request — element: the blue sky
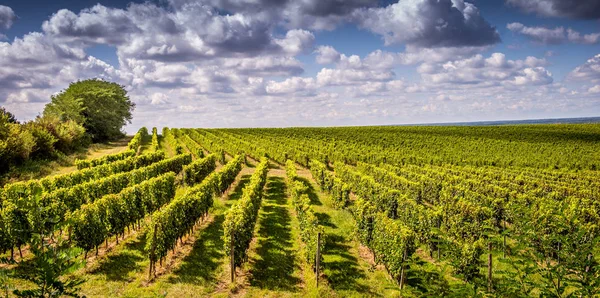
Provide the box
[0,0,599,131]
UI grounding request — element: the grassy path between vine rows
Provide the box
[242,175,304,297]
[295,169,403,297]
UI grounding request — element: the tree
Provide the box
[43,79,135,142]
[0,107,18,124]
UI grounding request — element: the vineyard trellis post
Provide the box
[148,224,157,280]
[316,232,321,288]
[230,233,235,283]
[488,241,493,292]
[400,248,407,290]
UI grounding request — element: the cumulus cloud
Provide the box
[419,53,552,87]
[0,5,16,31]
[316,68,395,86]
[315,45,491,70]
[568,54,600,82]
[354,0,500,47]
[0,0,596,128]
[506,0,600,19]
[266,77,316,95]
[42,3,314,62]
[186,0,379,30]
[507,22,600,44]
[588,85,600,94]
[315,46,341,64]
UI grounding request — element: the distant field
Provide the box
[2,124,599,297]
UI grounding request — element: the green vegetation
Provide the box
[1,79,136,180]
[222,157,269,271]
[1,123,599,297]
[43,79,135,143]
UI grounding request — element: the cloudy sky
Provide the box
[1,0,599,131]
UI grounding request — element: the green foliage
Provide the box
[70,173,176,253]
[309,160,349,208]
[1,151,165,205]
[286,160,325,269]
[212,155,244,195]
[26,123,57,159]
[182,154,216,186]
[214,125,600,170]
[0,108,87,174]
[354,198,417,284]
[0,108,17,124]
[146,155,243,266]
[223,157,269,268]
[177,131,205,158]
[127,127,148,151]
[75,149,135,169]
[12,234,85,298]
[162,127,183,154]
[35,116,88,153]
[151,128,159,151]
[0,152,185,253]
[43,79,135,142]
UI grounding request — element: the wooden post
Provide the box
[488,241,493,292]
[230,234,235,283]
[503,219,506,258]
[316,232,321,288]
[148,224,157,280]
[400,248,407,290]
[557,242,561,290]
[586,253,592,273]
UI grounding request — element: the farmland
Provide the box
[1,124,599,297]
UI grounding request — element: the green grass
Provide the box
[245,176,303,295]
[298,176,402,297]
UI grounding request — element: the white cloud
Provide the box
[507,22,600,45]
[506,0,600,20]
[419,53,552,87]
[266,77,316,95]
[0,5,16,31]
[354,0,500,47]
[588,85,600,94]
[315,46,341,64]
[568,54,600,82]
[316,68,395,86]
[0,0,596,129]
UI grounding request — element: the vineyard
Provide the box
[0,124,599,297]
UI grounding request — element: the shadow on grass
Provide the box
[404,258,451,296]
[249,177,301,291]
[322,234,374,294]
[168,214,226,285]
[314,212,337,229]
[89,233,146,281]
[295,177,322,206]
[228,175,251,201]
[168,172,250,285]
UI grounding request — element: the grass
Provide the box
[299,176,403,297]
[246,176,303,294]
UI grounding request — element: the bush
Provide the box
[27,123,57,159]
[0,109,88,174]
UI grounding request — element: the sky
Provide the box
[0,0,599,132]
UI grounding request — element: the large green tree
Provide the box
[43,79,135,142]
